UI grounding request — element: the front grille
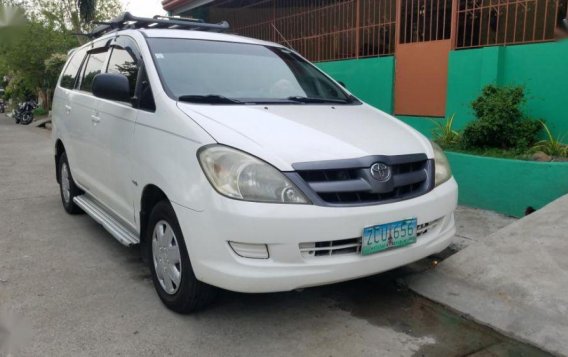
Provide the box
[299,218,442,258]
[290,154,434,207]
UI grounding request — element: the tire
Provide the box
[21,113,33,125]
[147,201,217,314]
[58,152,83,214]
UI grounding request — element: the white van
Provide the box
[52,13,457,313]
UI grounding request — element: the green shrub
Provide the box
[33,107,49,116]
[462,85,541,150]
[432,114,461,149]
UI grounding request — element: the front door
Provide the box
[96,36,143,229]
[394,0,455,117]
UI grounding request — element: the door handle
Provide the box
[64,105,71,115]
[91,114,101,124]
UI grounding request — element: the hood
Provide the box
[178,103,433,171]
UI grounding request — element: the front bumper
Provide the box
[173,178,458,293]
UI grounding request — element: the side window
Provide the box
[60,48,87,89]
[107,46,139,97]
[80,50,109,93]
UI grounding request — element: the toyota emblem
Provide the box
[370,163,391,181]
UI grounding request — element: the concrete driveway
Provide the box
[0,115,548,356]
[409,193,568,356]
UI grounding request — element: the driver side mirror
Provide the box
[92,73,131,102]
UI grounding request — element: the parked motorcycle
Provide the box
[13,100,37,125]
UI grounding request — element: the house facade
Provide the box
[161,0,568,136]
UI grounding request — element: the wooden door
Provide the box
[394,0,455,117]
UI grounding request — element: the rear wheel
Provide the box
[147,201,216,313]
[58,152,83,214]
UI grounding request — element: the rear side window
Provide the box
[107,47,139,97]
[80,50,109,92]
[60,48,87,89]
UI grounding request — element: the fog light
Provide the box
[229,242,269,259]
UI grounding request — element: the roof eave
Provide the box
[162,0,214,12]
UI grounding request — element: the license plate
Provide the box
[361,218,417,256]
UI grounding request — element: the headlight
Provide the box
[432,142,452,186]
[198,145,310,204]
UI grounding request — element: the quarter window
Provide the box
[80,50,109,93]
[60,48,87,89]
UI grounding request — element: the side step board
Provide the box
[74,195,140,246]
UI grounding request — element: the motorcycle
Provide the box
[13,100,37,125]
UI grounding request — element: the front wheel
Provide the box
[147,201,216,313]
[21,113,33,125]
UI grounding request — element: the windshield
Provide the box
[147,38,358,105]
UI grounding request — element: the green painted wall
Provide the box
[447,152,568,217]
[501,41,568,136]
[445,46,504,129]
[316,57,395,114]
[446,41,568,136]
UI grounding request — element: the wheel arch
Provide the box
[139,184,170,257]
[55,139,65,183]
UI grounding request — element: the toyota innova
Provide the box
[52,13,457,313]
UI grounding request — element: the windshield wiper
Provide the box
[178,95,243,104]
[286,96,352,104]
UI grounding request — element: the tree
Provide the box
[32,0,122,37]
[78,0,97,23]
[0,0,123,108]
[44,53,68,108]
[0,16,78,106]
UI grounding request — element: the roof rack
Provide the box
[87,12,230,39]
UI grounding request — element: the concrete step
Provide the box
[407,195,568,356]
[31,118,51,128]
